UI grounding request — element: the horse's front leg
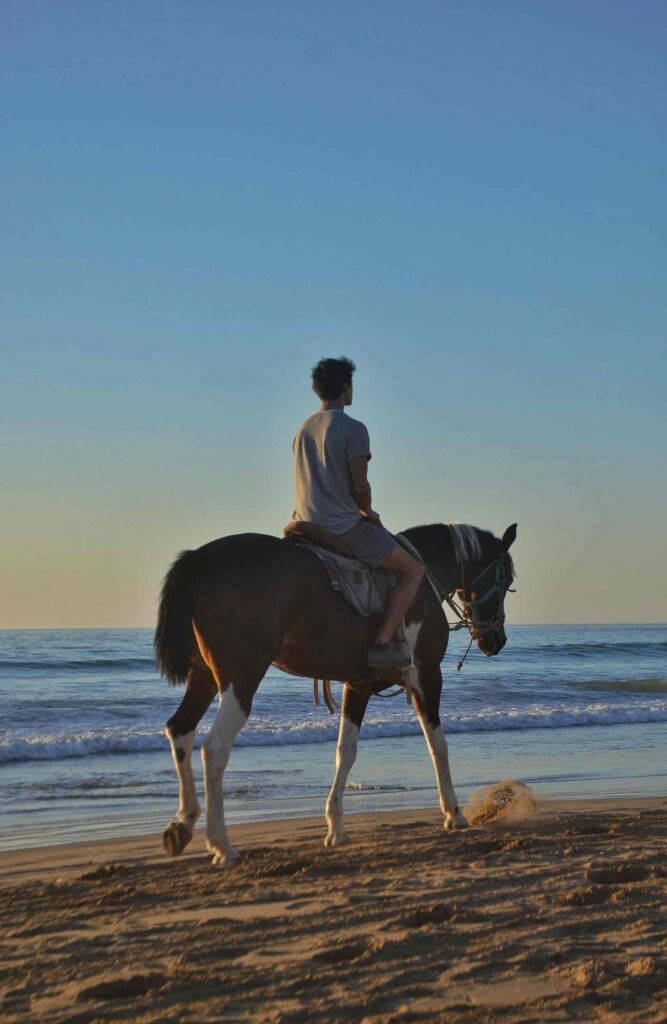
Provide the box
[163,665,217,856]
[324,686,371,848]
[413,661,467,830]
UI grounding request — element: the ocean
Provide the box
[1,624,665,852]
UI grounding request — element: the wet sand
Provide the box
[1,796,665,1023]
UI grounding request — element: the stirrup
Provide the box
[395,620,414,668]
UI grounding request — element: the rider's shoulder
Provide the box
[339,411,368,432]
[298,410,368,438]
[296,411,325,434]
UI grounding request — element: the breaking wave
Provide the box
[2,699,667,764]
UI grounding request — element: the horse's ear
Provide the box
[501,523,517,551]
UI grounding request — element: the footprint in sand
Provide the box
[559,885,613,906]
[311,941,367,964]
[402,901,454,927]
[585,861,649,885]
[571,958,614,988]
[80,863,130,881]
[78,972,168,1001]
[626,957,659,978]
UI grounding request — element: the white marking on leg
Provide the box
[166,728,200,828]
[403,622,424,702]
[201,688,247,865]
[324,714,359,848]
[415,710,468,830]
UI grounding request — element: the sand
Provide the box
[1,793,665,1023]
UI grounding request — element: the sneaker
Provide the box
[367,643,412,669]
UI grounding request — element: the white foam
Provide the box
[2,699,667,764]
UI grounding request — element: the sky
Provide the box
[1,0,666,628]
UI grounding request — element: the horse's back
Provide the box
[192,532,285,577]
[189,533,329,678]
[191,531,316,613]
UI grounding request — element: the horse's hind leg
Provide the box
[413,661,468,830]
[202,669,267,867]
[324,686,371,848]
[163,663,217,856]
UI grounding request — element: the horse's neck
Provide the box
[402,524,477,594]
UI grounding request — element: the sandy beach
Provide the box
[1,792,665,1023]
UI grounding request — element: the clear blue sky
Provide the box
[2,1,666,626]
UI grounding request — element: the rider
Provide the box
[292,356,424,669]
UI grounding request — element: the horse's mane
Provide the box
[446,522,516,581]
[446,520,518,585]
[403,522,515,584]
[447,523,483,565]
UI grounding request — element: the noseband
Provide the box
[458,558,508,636]
[395,532,512,666]
[441,555,511,671]
[441,552,510,646]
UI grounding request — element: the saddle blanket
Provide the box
[301,543,396,617]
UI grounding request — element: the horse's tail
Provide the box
[154,547,209,684]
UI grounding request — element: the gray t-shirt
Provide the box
[293,410,371,535]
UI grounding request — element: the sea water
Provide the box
[0,625,665,851]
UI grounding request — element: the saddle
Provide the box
[283,521,418,711]
[283,521,396,617]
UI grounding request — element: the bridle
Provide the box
[455,556,510,635]
[395,532,514,670]
[443,554,514,670]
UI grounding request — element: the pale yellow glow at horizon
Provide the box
[2,492,665,629]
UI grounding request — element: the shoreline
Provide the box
[1,794,664,886]
[4,717,667,856]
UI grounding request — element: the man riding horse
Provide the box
[292,356,424,669]
[156,356,517,862]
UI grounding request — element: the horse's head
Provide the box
[455,523,517,656]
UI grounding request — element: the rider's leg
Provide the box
[373,544,424,646]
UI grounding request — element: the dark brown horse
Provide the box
[155,522,517,865]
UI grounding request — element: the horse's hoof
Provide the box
[210,847,241,866]
[162,821,193,857]
[444,813,468,831]
[324,830,350,848]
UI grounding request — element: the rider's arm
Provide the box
[349,456,380,523]
[349,456,371,512]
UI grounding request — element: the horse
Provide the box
[155,521,517,865]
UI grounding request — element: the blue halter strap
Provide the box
[463,559,503,613]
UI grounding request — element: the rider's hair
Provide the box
[311,356,356,400]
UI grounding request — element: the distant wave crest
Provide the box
[0,657,154,672]
[510,640,667,659]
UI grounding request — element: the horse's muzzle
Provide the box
[478,632,506,657]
